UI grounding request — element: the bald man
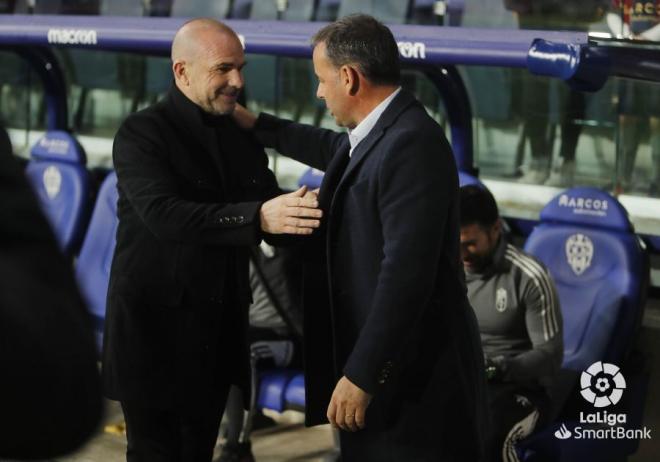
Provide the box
[102,19,321,461]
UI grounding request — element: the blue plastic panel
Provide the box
[540,187,633,233]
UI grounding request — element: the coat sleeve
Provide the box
[253,112,347,172]
[342,130,456,394]
[114,113,267,246]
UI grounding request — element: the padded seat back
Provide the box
[249,0,315,20]
[458,171,484,188]
[75,172,118,348]
[524,187,647,371]
[338,0,412,24]
[315,0,339,20]
[25,131,90,256]
[298,167,324,189]
[100,0,144,15]
[170,0,231,17]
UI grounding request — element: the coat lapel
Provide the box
[330,90,417,211]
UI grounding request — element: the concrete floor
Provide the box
[35,299,660,462]
[56,402,336,462]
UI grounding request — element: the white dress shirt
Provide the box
[348,87,402,156]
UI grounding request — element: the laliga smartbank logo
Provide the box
[580,361,626,408]
[554,362,652,441]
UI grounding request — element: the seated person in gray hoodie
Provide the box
[459,185,563,462]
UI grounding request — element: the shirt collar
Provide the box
[348,87,401,154]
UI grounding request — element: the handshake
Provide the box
[260,185,323,235]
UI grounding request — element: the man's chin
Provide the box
[463,261,483,273]
[208,103,235,116]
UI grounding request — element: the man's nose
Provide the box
[230,69,244,89]
[460,245,470,258]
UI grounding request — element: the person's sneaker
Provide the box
[518,167,549,184]
[217,441,255,462]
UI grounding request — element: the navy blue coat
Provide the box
[255,90,488,459]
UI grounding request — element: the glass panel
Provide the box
[56,49,162,168]
[465,65,619,190]
[459,0,609,30]
[0,51,46,158]
[616,78,660,198]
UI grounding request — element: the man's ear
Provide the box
[341,65,360,96]
[491,218,503,240]
[173,60,188,86]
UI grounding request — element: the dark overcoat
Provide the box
[255,90,488,460]
[102,85,282,414]
[0,136,102,459]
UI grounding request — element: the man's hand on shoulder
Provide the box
[260,186,322,235]
[231,103,258,130]
[327,376,372,432]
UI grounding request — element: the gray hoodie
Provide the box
[466,237,563,386]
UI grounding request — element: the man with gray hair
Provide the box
[233,14,488,461]
[102,19,321,461]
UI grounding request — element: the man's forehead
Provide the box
[201,37,243,61]
[460,224,484,237]
[312,41,328,59]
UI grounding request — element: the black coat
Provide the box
[255,90,488,458]
[0,137,102,458]
[102,85,282,414]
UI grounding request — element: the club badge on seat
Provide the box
[565,233,593,276]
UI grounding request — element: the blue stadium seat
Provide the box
[284,372,305,410]
[517,187,648,461]
[524,187,647,371]
[230,0,252,18]
[298,167,324,189]
[337,0,413,24]
[257,369,298,412]
[75,171,118,350]
[250,0,315,20]
[100,0,143,15]
[411,0,465,25]
[458,171,484,188]
[24,131,90,256]
[170,0,231,18]
[315,0,339,21]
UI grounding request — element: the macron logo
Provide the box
[47,28,98,45]
[397,41,426,59]
[555,424,572,440]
